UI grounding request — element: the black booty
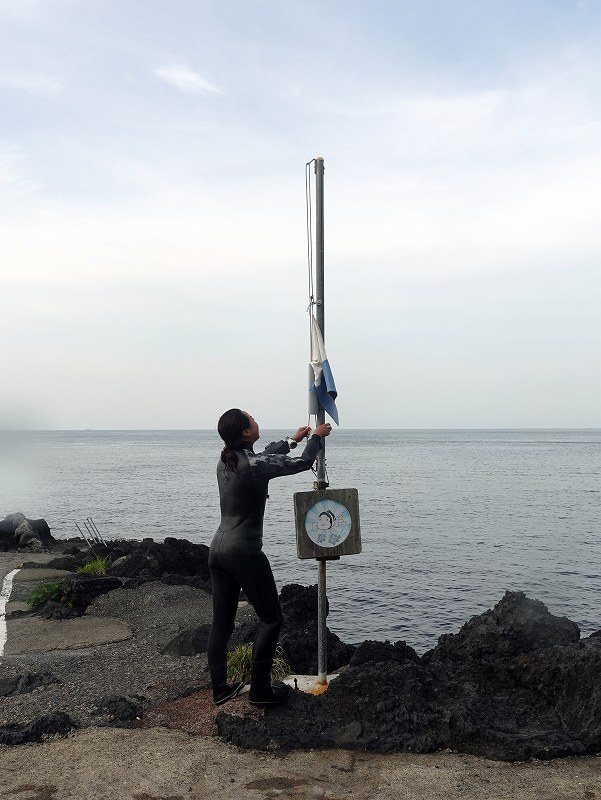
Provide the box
[248,659,291,706]
[210,666,244,706]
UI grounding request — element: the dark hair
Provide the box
[218,408,250,473]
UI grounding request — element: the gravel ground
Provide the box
[1,579,255,728]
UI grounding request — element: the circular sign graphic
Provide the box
[305,499,352,548]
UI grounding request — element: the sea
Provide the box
[1,429,600,653]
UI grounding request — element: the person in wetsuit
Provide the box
[207,408,332,705]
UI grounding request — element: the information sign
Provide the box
[294,488,361,559]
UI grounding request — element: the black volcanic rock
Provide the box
[29,518,53,543]
[45,553,91,571]
[35,600,81,620]
[280,583,328,624]
[0,713,76,746]
[279,621,355,674]
[91,694,146,724]
[137,537,210,580]
[423,591,580,666]
[349,639,420,668]
[61,575,122,612]
[0,672,59,698]
[109,552,156,578]
[278,584,354,673]
[0,513,55,549]
[217,591,601,761]
[161,623,212,656]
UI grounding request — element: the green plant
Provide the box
[227,644,290,684]
[76,556,110,575]
[26,581,65,609]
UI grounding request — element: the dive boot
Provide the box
[210,666,244,706]
[248,659,291,706]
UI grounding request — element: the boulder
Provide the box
[278,583,354,674]
[161,623,212,656]
[61,575,122,612]
[0,513,55,549]
[29,518,53,544]
[228,619,260,651]
[15,521,37,547]
[109,552,155,578]
[280,583,328,625]
[0,512,27,542]
[19,535,45,552]
[349,639,420,668]
[423,591,580,665]
[0,713,76,746]
[0,672,59,698]
[35,600,81,620]
[91,694,146,724]
[138,537,210,580]
[45,554,89,571]
[280,621,355,674]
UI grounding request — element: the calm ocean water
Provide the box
[2,429,600,652]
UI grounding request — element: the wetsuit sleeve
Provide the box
[250,435,322,480]
[262,440,289,455]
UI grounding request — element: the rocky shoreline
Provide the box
[1,513,601,761]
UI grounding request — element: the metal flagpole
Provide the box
[314,156,328,685]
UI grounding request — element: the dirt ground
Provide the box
[1,727,601,800]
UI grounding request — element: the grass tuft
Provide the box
[227,643,290,684]
[76,556,110,575]
[26,581,65,609]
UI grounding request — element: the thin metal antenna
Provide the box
[75,522,95,552]
[88,517,106,546]
[83,520,98,545]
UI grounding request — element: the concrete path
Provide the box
[14,567,73,582]
[1,553,132,658]
[1,553,56,659]
[0,552,54,578]
[4,615,133,656]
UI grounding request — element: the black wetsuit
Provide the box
[207,434,322,669]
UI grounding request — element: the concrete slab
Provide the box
[4,616,132,656]
[14,568,74,582]
[283,672,341,694]
[0,553,54,584]
[5,600,30,613]
[230,674,340,699]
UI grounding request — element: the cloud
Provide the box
[0,142,41,198]
[154,64,222,94]
[0,71,60,95]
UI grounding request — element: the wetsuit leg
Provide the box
[207,563,240,670]
[235,551,283,663]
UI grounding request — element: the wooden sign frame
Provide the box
[294,488,361,560]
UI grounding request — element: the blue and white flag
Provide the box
[309,313,339,425]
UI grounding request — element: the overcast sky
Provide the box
[1,0,600,429]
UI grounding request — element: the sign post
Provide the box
[294,488,362,683]
[313,156,329,684]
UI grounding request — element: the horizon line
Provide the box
[3,427,600,433]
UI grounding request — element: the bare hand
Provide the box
[314,423,332,437]
[291,426,312,443]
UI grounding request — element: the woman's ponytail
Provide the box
[220,445,239,472]
[217,408,251,474]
